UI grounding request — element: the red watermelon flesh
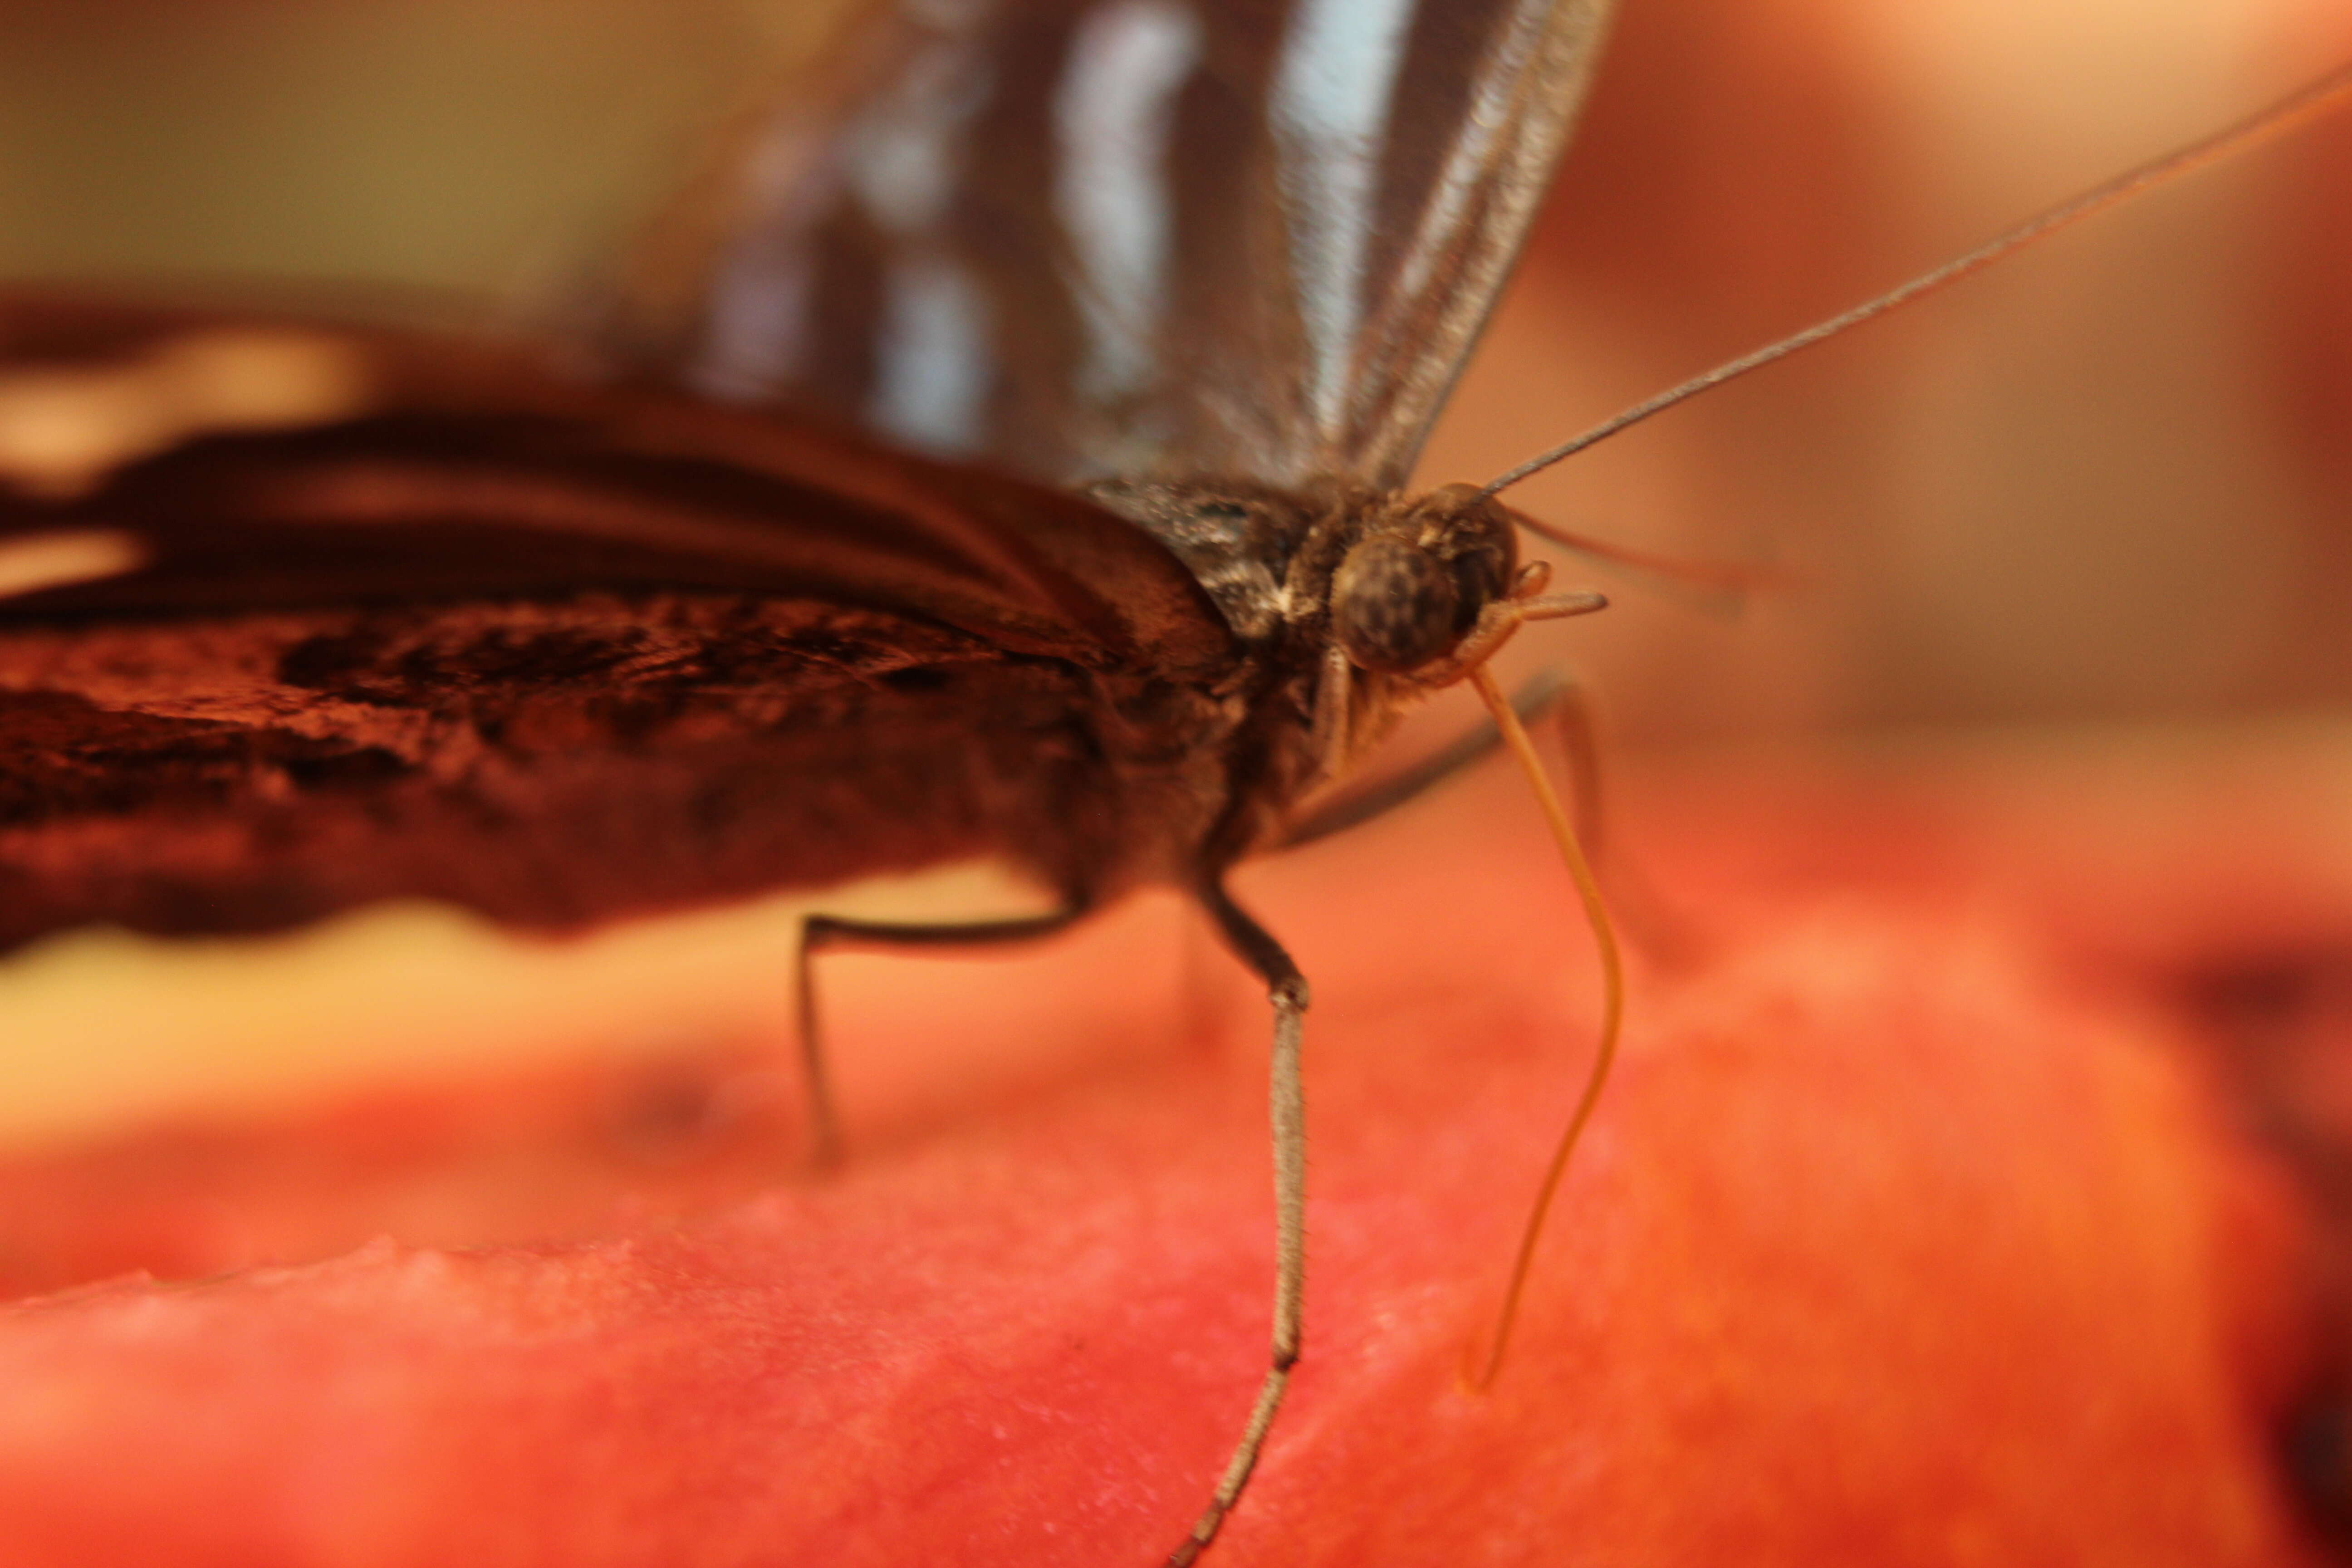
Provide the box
[0,739,2332,1567]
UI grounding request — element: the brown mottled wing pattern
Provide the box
[0,294,1236,948]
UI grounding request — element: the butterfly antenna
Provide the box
[1481,59,2352,497]
[1465,662,1623,1391]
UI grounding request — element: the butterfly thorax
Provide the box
[1087,475,1522,868]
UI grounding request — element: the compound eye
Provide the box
[1332,534,1459,672]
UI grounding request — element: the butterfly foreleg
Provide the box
[1168,878,1308,1568]
[792,905,1091,1167]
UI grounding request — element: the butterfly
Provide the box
[0,0,1618,1560]
[2,1,2344,1561]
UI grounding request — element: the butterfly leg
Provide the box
[1277,667,1601,852]
[1168,879,1308,1568]
[793,906,1088,1167]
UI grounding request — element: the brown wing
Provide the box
[0,293,1234,675]
[0,294,1240,946]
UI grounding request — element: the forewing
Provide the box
[0,294,1235,944]
[609,0,1614,490]
[0,293,1230,672]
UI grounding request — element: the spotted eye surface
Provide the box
[611,0,1614,492]
[1409,481,1516,633]
[1331,531,1456,671]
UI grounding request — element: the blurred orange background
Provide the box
[1430,0,2352,744]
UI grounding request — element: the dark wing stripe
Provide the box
[1334,0,1614,484]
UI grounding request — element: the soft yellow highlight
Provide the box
[0,858,1051,1152]
[0,328,372,498]
[0,529,145,598]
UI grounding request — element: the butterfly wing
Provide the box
[0,294,1235,944]
[0,295,1230,666]
[610,0,1614,491]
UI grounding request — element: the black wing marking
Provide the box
[608,0,1613,491]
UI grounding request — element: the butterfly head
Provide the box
[1329,483,1516,674]
[1330,483,1598,684]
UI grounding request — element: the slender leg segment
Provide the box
[793,906,1087,1166]
[1167,880,1310,1568]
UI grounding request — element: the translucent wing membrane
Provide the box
[609,0,1612,491]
